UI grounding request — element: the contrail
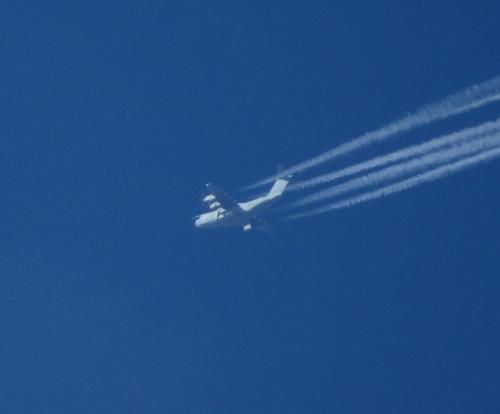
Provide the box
[289,118,500,192]
[285,145,500,220]
[291,132,500,208]
[247,75,500,189]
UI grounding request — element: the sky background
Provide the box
[1,1,500,413]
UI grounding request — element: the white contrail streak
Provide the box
[247,75,500,189]
[291,132,500,207]
[285,145,500,220]
[289,118,500,192]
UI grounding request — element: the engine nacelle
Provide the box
[209,201,221,210]
[203,194,216,203]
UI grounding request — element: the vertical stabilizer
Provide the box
[267,165,292,198]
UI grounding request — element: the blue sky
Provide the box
[1,1,500,413]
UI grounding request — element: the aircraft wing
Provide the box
[251,216,274,234]
[205,183,239,210]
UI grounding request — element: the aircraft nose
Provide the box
[193,215,202,228]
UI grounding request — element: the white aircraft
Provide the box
[193,168,292,232]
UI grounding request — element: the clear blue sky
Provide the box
[1,1,500,413]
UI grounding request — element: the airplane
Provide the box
[193,168,292,232]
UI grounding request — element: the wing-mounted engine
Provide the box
[208,201,221,210]
[202,193,222,210]
[202,194,216,204]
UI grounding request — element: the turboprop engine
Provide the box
[203,194,216,203]
[209,201,221,210]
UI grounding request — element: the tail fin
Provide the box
[267,165,292,198]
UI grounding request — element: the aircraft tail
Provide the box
[267,165,292,198]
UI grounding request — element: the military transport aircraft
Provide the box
[193,169,292,232]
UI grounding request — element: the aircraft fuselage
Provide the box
[194,172,291,232]
[193,196,277,230]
